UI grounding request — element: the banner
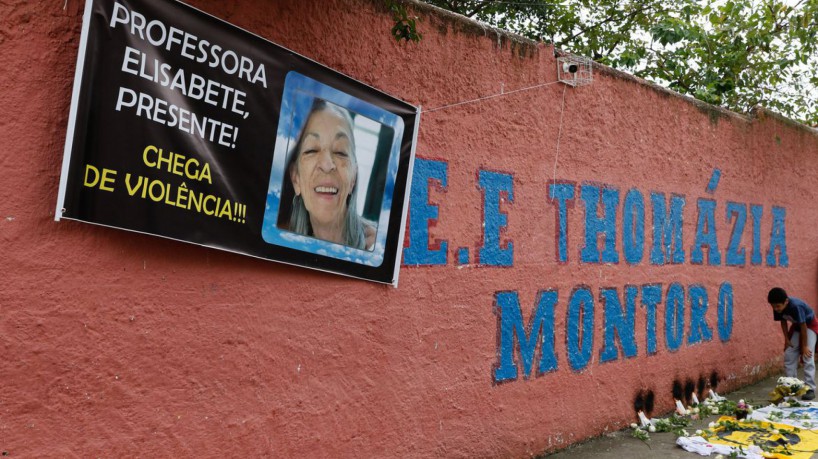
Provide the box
[750,403,818,430]
[56,0,419,285]
[678,417,818,459]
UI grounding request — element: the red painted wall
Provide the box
[3,0,818,457]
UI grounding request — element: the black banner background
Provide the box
[58,0,418,284]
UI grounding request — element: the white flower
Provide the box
[631,423,638,429]
[709,422,717,429]
[695,429,703,435]
[649,425,656,432]
[712,408,719,414]
[685,409,692,415]
[778,376,806,390]
[693,407,699,414]
[772,429,780,435]
[739,399,745,404]
[682,429,690,437]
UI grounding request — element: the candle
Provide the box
[638,410,652,427]
[709,389,725,401]
[675,399,687,415]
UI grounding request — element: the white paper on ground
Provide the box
[676,436,764,458]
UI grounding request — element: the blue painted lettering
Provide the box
[688,284,713,344]
[665,283,685,351]
[479,170,514,266]
[403,159,448,266]
[493,290,558,382]
[580,185,619,264]
[641,284,662,355]
[766,206,789,267]
[567,287,594,371]
[718,282,734,342]
[548,183,575,263]
[623,189,645,265]
[650,193,686,265]
[691,198,721,265]
[750,205,763,265]
[600,286,638,362]
[725,202,747,266]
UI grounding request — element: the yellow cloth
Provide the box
[707,416,818,459]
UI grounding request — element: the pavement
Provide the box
[543,373,792,458]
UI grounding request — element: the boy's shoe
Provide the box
[803,389,815,401]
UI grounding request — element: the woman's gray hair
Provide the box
[287,99,370,250]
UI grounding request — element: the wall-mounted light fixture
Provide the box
[557,54,593,87]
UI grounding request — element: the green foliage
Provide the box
[652,413,692,436]
[628,413,692,443]
[631,426,651,443]
[386,0,422,42]
[411,0,818,125]
[699,398,739,417]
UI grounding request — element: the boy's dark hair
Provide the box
[768,287,788,304]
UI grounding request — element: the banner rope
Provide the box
[422,80,562,113]
[552,84,567,184]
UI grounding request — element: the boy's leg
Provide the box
[803,329,817,390]
[786,331,801,378]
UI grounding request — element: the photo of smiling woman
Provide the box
[260,71,410,278]
[278,99,377,250]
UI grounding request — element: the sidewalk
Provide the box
[543,373,784,458]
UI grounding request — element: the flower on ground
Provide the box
[771,377,808,403]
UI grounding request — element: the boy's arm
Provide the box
[782,320,790,351]
[801,322,813,358]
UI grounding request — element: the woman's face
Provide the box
[291,108,357,231]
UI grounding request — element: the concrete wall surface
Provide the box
[2,0,818,457]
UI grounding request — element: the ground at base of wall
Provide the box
[543,373,786,459]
